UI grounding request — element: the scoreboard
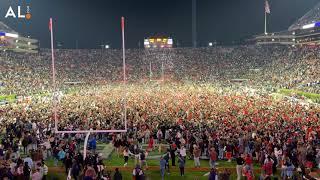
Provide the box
[144,37,173,48]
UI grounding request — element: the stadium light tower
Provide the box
[192,0,197,48]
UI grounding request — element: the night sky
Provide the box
[0,0,318,48]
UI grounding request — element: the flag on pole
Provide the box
[121,17,125,31]
[265,0,271,14]
[49,18,52,31]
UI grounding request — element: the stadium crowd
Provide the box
[0,45,319,96]
[0,45,319,179]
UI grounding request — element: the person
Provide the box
[220,169,231,180]
[123,147,130,167]
[263,156,274,177]
[31,168,42,180]
[23,155,33,170]
[148,136,154,151]
[23,162,31,180]
[178,154,185,176]
[97,153,105,178]
[157,129,163,144]
[170,143,176,166]
[163,150,170,174]
[89,136,97,154]
[243,165,254,180]
[15,162,24,179]
[113,168,122,180]
[193,145,201,168]
[209,147,217,168]
[71,159,80,180]
[245,153,253,171]
[65,153,73,174]
[139,150,147,170]
[179,145,187,161]
[84,166,97,180]
[58,148,66,162]
[208,168,217,180]
[22,137,29,155]
[236,154,245,180]
[132,164,144,180]
[286,162,295,179]
[42,161,48,180]
[160,156,166,180]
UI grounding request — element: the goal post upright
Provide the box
[121,16,128,131]
[51,17,128,135]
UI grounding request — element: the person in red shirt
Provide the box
[245,154,253,171]
[209,147,217,168]
[263,156,274,176]
[148,137,154,151]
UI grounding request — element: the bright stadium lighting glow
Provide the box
[105,45,109,49]
[302,23,315,29]
[209,42,213,47]
[168,39,173,45]
[272,39,275,41]
[5,33,19,38]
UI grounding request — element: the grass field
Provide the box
[104,153,261,168]
[45,151,275,180]
[279,89,320,103]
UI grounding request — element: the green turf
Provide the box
[279,89,320,103]
[104,152,261,169]
[45,150,283,180]
[47,172,67,180]
[111,170,213,180]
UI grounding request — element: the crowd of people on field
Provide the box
[0,83,319,179]
[0,45,319,179]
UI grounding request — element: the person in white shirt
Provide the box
[179,146,187,160]
[24,155,33,169]
[123,147,133,167]
[157,129,163,144]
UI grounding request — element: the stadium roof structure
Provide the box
[289,2,320,31]
[0,21,17,34]
[0,21,38,53]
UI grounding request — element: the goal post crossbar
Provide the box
[54,129,127,134]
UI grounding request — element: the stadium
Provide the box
[254,2,320,46]
[0,0,319,180]
[0,22,38,53]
